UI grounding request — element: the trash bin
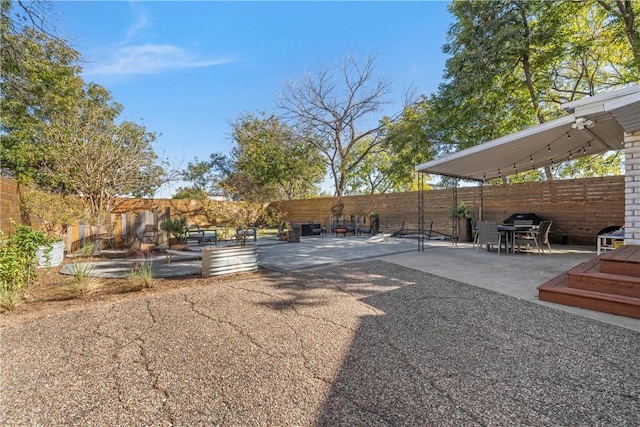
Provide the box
[288,225,301,243]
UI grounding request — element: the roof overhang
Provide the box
[415,84,639,181]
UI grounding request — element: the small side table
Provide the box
[597,234,624,255]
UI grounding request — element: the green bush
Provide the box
[159,216,188,240]
[0,223,54,310]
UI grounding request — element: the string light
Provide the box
[481,137,599,180]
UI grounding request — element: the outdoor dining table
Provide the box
[497,224,537,254]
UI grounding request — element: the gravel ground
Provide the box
[1,261,639,426]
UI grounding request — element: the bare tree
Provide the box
[278,55,397,198]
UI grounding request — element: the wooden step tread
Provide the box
[567,257,600,275]
[569,270,640,285]
[567,270,640,298]
[599,244,640,262]
[540,283,640,304]
[538,275,640,319]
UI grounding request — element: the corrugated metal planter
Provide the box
[36,240,64,267]
[201,245,258,277]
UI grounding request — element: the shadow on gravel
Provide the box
[315,262,640,425]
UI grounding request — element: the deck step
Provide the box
[538,248,640,319]
[599,245,640,277]
[567,258,640,298]
[538,273,640,319]
[568,272,640,298]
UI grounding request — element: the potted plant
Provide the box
[452,201,472,242]
[160,216,188,247]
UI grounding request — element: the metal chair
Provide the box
[476,221,503,255]
[141,224,158,244]
[514,221,552,254]
[536,220,553,253]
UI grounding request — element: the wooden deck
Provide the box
[538,245,640,319]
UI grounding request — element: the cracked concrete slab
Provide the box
[1,261,638,426]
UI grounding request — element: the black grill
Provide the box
[502,212,545,225]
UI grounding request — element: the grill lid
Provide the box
[502,213,545,225]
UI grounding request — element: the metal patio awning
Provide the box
[415,85,640,181]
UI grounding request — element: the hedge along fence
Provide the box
[1,176,625,247]
[272,176,625,246]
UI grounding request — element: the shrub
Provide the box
[128,255,155,289]
[0,223,54,310]
[65,263,100,297]
[160,216,188,241]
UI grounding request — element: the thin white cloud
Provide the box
[85,44,236,76]
[121,11,149,45]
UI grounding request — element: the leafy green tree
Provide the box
[173,153,228,199]
[439,0,571,182]
[346,141,393,195]
[2,0,166,223]
[413,0,637,183]
[172,187,210,200]
[1,0,83,179]
[35,83,166,222]
[380,97,442,190]
[555,152,624,179]
[595,0,640,73]
[279,55,398,198]
[227,112,324,201]
[178,113,324,202]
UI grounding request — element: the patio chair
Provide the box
[514,223,544,254]
[141,224,158,244]
[475,221,503,255]
[514,220,554,254]
[536,220,553,253]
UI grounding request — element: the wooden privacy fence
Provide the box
[1,176,625,247]
[272,176,625,246]
[66,209,170,252]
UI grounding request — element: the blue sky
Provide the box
[52,1,454,197]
